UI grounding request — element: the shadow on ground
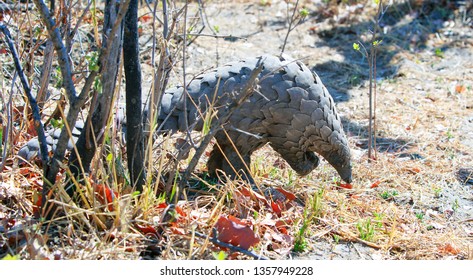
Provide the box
[312,0,472,100]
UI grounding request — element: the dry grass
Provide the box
[1,0,472,260]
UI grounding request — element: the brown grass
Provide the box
[1,0,472,260]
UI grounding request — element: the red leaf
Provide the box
[214,215,259,250]
[275,220,291,235]
[237,186,269,205]
[139,14,153,23]
[271,201,283,216]
[175,205,186,218]
[135,223,158,237]
[438,243,460,255]
[94,184,117,211]
[455,84,466,94]
[370,180,381,189]
[337,182,353,189]
[275,187,297,201]
[156,202,168,209]
[170,226,186,235]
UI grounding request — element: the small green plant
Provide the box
[333,234,340,244]
[93,76,102,93]
[452,199,459,212]
[212,251,227,260]
[259,0,271,7]
[293,235,308,252]
[50,118,64,129]
[287,169,296,186]
[356,218,375,241]
[2,254,20,260]
[446,130,454,140]
[373,212,384,228]
[294,189,324,252]
[268,167,279,179]
[434,48,444,58]
[415,211,424,221]
[299,8,309,17]
[54,66,63,87]
[86,51,100,72]
[380,190,398,200]
[433,187,442,198]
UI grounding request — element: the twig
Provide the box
[333,229,383,250]
[280,0,305,55]
[0,73,15,172]
[185,33,246,40]
[0,24,49,170]
[194,229,268,260]
[33,0,77,103]
[36,40,53,109]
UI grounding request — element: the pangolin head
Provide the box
[318,145,352,183]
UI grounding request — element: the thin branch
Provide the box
[0,24,49,170]
[33,0,77,103]
[185,32,246,40]
[280,0,300,55]
[0,73,15,172]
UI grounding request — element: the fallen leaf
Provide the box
[135,223,159,237]
[170,226,186,235]
[214,215,259,250]
[455,84,466,94]
[275,220,291,235]
[274,187,297,201]
[406,167,421,174]
[337,182,353,189]
[94,184,118,211]
[271,201,283,216]
[370,180,381,189]
[139,14,153,23]
[236,186,269,205]
[438,243,460,255]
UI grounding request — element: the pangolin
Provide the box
[18,54,352,183]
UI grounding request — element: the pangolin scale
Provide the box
[19,54,352,183]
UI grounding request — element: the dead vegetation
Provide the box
[1,0,472,260]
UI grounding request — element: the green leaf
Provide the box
[435,48,444,58]
[212,251,227,260]
[2,254,20,260]
[213,25,220,33]
[353,42,360,51]
[50,118,64,129]
[106,153,113,163]
[373,39,382,46]
[86,51,100,72]
[299,8,309,18]
[93,76,102,94]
